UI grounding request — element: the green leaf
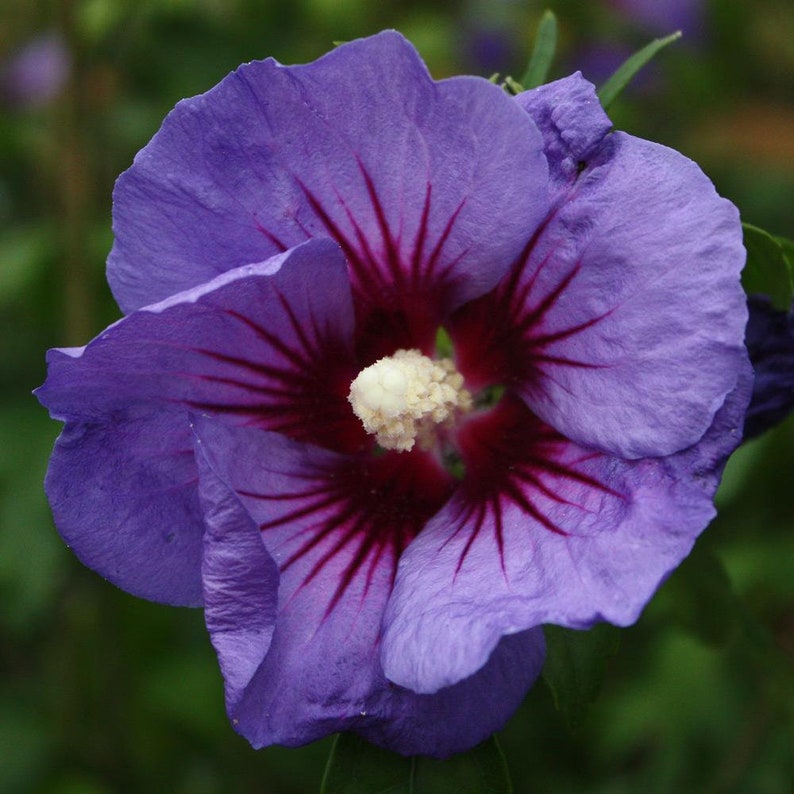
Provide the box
[597,31,682,110]
[742,223,794,309]
[520,10,558,89]
[775,234,794,274]
[0,223,54,305]
[541,623,620,731]
[321,733,512,794]
[662,545,741,646]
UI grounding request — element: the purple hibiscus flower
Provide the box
[37,32,751,757]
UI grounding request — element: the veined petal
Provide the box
[194,416,544,757]
[38,239,362,453]
[382,371,750,693]
[452,77,747,458]
[107,31,548,357]
[192,416,453,747]
[36,240,361,605]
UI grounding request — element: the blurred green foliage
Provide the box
[1,0,792,791]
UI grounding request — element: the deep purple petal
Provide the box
[359,626,545,758]
[382,369,750,693]
[744,295,794,438]
[194,416,544,756]
[452,80,747,459]
[107,31,548,355]
[38,239,363,453]
[44,404,203,605]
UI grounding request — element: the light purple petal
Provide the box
[44,404,203,605]
[515,74,612,192]
[107,31,548,354]
[194,416,544,756]
[197,443,279,706]
[382,369,750,693]
[452,75,747,459]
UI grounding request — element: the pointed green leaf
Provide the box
[321,733,512,794]
[742,223,794,309]
[520,10,558,89]
[541,624,620,731]
[597,31,682,110]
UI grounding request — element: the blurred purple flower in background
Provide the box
[608,0,705,35]
[0,32,70,109]
[37,32,750,757]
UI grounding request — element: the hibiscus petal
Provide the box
[44,404,204,605]
[38,239,362,452]
[198,445,279,705]
[192,416,452,746]
[107,31,548,355]
[382,371,750,693]
[452,74,747,458]
[194,416,544,757]
[359,626,545,758]
[36,240,361,605]
[515,73,613,191]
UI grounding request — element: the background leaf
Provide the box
[742,223,794,309]
[520,10,558,89]
[598,31,682,109]
[541,624,621,731]
[321,734,512,794]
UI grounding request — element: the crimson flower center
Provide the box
[347,348,472,452]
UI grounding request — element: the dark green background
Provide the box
[2,1,792,791]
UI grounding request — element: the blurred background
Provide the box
[1,0,792,791]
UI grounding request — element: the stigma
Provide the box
[348,349,472,452]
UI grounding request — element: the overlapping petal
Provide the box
[382,365,751,694]
[450,74,747,459]
[108,31,548,357]
[193,417,545,756]
[36,240,360,604]
[44,404,204,604]
[515,73,613,192]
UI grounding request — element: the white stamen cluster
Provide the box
[348,349,472,452]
